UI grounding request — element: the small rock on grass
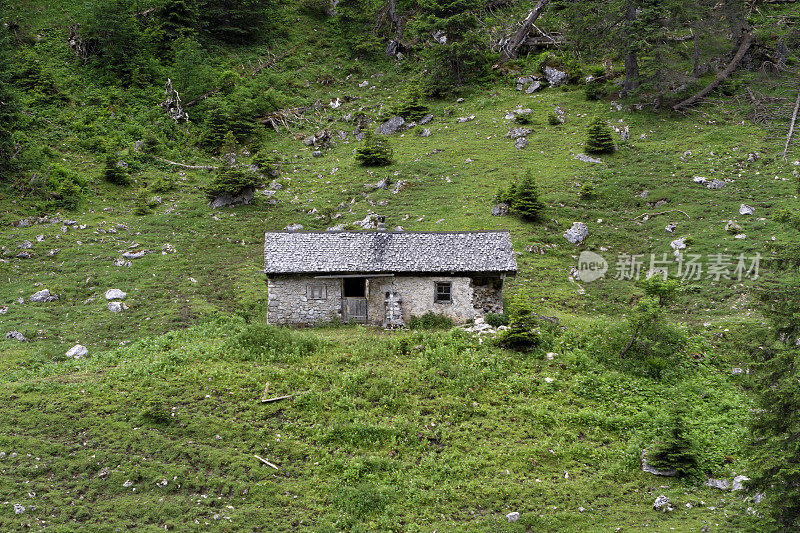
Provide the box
[506,511,520,522]
[66,344,88,358]
[105,289,127,300]
[653,495,674,512]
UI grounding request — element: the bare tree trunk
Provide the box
[387,0,403,41]
[623,51,640,92]
[673,32,753,111]
[621,1,639,92]
[499,0,551,64]
[782,84,800,161]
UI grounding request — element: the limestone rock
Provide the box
[419,114,434,125]
[525,81,542,93]
[66,344,88,358]
[515,137,529,150]
[732,475,750,491]
[670,237,687,250]
[5,331,26,342]
[725,220,742,233]
[506,511,520,522]
[107,301,129,313]
[284,223,304,232]
[122,250,146,259]
[705,478,731,490]
[739,204,755,215]
[653,495,674,512]
[574,153,603,164]
[491,203,509,217]
[13,503,25,514]
[665,223,677,233]
[375,116,406,135]
[359,80,369,88]
[564,222,588,244]
[642,451,676,477]
[104,289,127,301]
[508,127,532,139]
[544,66,568,86]
[30,289,58,303]
[455,115,475,123]
[417,128,431,137]
[208,186,255,209]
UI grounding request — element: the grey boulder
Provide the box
[208,186,255,209]
[66,344,88,358]
[105,289,127,301]
[375,116,406,135]
[30,289,58,303]
[564,222,588,244]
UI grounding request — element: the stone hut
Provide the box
[264,229,518,326]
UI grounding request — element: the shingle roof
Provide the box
[264,231,518,275]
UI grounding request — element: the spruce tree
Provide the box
[103,154,130,185]
[648,407,698,478]
[585,116,616,154]
[514,172,545,221]
[355,131,393,166]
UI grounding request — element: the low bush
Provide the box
[141,400,172,425]
[547,111,563,125]
[103,154,130,185]
[393,85,429,122]
[46,165,85,210]
[204,165,261,199]
[485,313,509,327]
[647,407,699,478]
[408,312,454,330]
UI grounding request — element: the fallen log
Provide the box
[499,0,551,64]
[154,156,217,171]
[673,33,754,111]
[254,455,280,470]
[781,83,800,161]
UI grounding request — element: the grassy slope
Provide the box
[0,318,754,531]
[1,2,798,530]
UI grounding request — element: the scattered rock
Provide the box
[455,115,475,123]
[66,344,88,359]
[108,302,129,313]
[284,223,304,232]
[326,224,345,232]
[653,495,674,512]
[36,235,44,242]
[491,203,509,217]
[739,204,755,215]
[417,128,431,137]
[375,116,406,135]
[734,233,747,239]
[506,511,520,522]
[544,66,568,87]
[0,306,7,314]
[104,289,127,301]
[114,258,132,267]
[303,129,332,149]
[123,480,133,488]
[419,114,434,125]
[19,240,32,249]
[747,152,760,162]
[564,222,588,244]
[574,153,603,164]
[122,250,146,259]
[5,331,26,342]
[508,127,531,139]
[525,81,542,93]
[312,150,323,157]
[706,179,727,189]
[514,137,529,150]
[670,237,687,250]
[665,223,677,233]
[391,180,407,194]
[725,220,742,233]
[733,475,750,491]
[208,186,255,209]
[705,478,731,490]
[30,289,58,303]
[13,503,25,514]
[162,243,176,254]
[359,80,369,88]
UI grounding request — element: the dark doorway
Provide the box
[342,277,366,298]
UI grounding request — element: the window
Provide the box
[435,282,452,303]
[307,283,327,300]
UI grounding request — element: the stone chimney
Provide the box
[376,215,386,232]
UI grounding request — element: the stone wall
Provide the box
[367,275,475,324]
[267,275,342,325]
[471,277,504,314]
[268,274,504,326]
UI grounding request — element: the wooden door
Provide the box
[342,297,367,323]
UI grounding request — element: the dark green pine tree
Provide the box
[513,172,545,221]
[355,131,393,167]
[747,219,800,530]
[585,116,616,154]
[647,407,699,478]
[0,9,19,174]
[160,0,198,40]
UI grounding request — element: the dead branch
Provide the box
[254,455,280,470]
[154,156,217,171]
[632,209,691,221]
[498,0,551,64]
[261,394,294,403]
[782,82,800,160]
[673,32,754,111]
